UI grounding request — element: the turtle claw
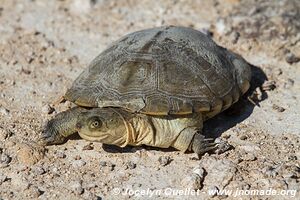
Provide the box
[214,138,232,154]
[191,134,231,159]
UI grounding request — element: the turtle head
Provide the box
[229,52,251,94]
[75,108,128,146]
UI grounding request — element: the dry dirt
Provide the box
[0,0,299,199]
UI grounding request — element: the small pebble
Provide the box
[42,104,55,114]
[272,104,285,112]
[74,155,81,160]
[99,161,115,171]
[31,166,46,175]
[0,153,12,168]
[0,174,7,185]
[27,186,43,198]
[56,151,66,158]
[21,67,31,74]
[99,161,107,167]
[0,107,10,115]
[72,160,86,168]
[262,166,278,177]
[285,52,300,64]
[284,78,294,89]
[274,68,282,76]
[239,135,247,140]
[241,153,256,161]
[192,167,205,178]
[230,31,240,44]
[82,143,94,150]
[124,161,136,170]
[181,173,203,190]
[287,155,297,161]
[70,180,84,195]
[208,186,219,197]
[158,156,172,166]
[0,127,10,140]
[107,162,116,171]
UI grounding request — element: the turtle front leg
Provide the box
[40,106,86,145]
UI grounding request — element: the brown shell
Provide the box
[65,26,243,118]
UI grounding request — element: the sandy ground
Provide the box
[0,0,299,199]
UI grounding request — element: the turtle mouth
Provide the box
[40,123,66,145]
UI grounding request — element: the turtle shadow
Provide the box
[102,143,177,153]
[203,64,267,138]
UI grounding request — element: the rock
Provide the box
[99,161,107,167]
[207,186,219,197]
[0,174,7,185]
[124,161,136,170]
[0,106,10,115]
[239,135,247,140]
[262,166,278,178]
[56,151,66,158]
[17,142,45,166]
[99,161,115,171]
[82,143,94,150]
[274,68,283,76]
[241,152,256,161]
[182,166,205,190]
[26,186,43,198]
[193,167,205,178]
[70,180,84,195]
[0,127,10,140]
[199,158,237,189]
[0,153,12,168]
[74,155,81,160]
[31,166,46,176]
[158,156,172,166]
[230,31,240,44]
[72,160,86,168]
[181,173,203,190]
[215,19,231,35]
[42,104,55,114]
[272,104,285,112]
[285,52,300,64]
[284,78,295,89]
[107,162,116,171]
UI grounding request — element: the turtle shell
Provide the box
[65,26,243,118]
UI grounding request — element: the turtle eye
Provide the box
[89,117,102,129]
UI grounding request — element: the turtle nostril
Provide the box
[76,122,82,129]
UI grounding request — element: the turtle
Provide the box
[41,26,251,157]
